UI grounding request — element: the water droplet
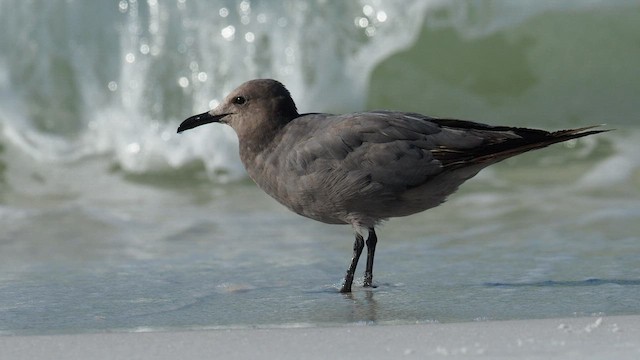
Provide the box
[239,0,250,14]
[284,47,295,63]
[125,53,136,63]
[221,25,235,40]
[362,5,374,17]
[107,81,118,92]
[376,11,387,23]
[161,131,171,141]
[356,17,369,28]
[365,26,376,37]
[118,0,128,13]
[244,32,255,43]
[178,77,189,88]
[127,143,141,154]
[219,7,229,17]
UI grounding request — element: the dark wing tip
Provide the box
[433,123,610,168]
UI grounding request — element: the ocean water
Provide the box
[1,0,639,336]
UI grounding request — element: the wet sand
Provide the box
[2,315,639,359]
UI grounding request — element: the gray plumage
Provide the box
[178,79,608,292]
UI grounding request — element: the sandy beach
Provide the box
[2,315,639,359]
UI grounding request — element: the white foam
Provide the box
[578,130,640,188]
[1,1,437,178]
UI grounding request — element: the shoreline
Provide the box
[2,315,639,359]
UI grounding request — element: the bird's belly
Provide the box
[281,189,350,225]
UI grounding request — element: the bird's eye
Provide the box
[232,96,247,105]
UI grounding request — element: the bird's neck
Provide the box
[238,129,283,201]
[237,121,284,167]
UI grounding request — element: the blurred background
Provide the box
[0,0,639,335]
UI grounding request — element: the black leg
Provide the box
[363,228,377,288]
[340,233,365,293]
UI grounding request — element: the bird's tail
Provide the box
[431,120,610,169]
[473,125,609,164]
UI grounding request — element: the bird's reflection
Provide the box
[342,288,378,323]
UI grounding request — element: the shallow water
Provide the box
[1,0,639,335]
